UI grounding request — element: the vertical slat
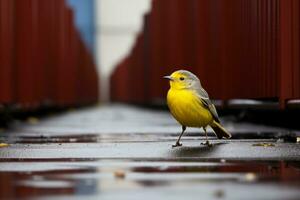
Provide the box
[219,0,229,99]
[292,0,300,98]
[15,0,39,108]
[270,0,278,97]
[56,0,67,106]
[279,0,294,107]
[0,0,15,104]
[143,13,151,103]
[47,0,58,105]
[147,0,165,102]
[37,1,52,105]
[128,34,145,104]
[63,8,77,105]
[193,0,210,95]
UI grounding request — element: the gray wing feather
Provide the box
[195,88,220,123]
[196,87,209,99]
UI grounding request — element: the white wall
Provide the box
[95,0,151,102]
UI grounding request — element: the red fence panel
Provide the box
[110,58,130,103]
[15,0,40,108]
[37,1,53,105]
[110,0,300,109]
[146,0,166,102]
[193,0,224,99]
[128,34,146,104]
[0,0,15,104]
[0,0,99,109]
[279,0,300,107]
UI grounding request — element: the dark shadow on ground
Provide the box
[170,142,228,157]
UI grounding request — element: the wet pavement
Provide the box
[0,105,300,199]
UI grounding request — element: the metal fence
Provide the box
[110,0,300,109]
[0,0,99,110]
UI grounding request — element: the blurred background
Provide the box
[1,0,300,117]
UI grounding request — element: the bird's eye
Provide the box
[179,77,185,81]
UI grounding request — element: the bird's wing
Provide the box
[196,87,210,99]
[195,88,220,123]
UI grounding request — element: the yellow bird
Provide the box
[164,70,231,147]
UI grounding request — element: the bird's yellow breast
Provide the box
[167,88,213,127]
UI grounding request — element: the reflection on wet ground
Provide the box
[1,159,300,199]
[0,105,300,199]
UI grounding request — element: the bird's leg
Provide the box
[201,127,212,147]
[172,126,186,147]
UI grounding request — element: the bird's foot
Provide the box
[201,140,213,147]
[172,142,182,148]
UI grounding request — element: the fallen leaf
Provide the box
[0,143,9,148]
[114,170,126,179]
[27,117,39,124]
[214,189,225,198]
[252,143,275,147]
[244,173,257,182]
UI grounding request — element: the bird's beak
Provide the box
[163,75,173,81]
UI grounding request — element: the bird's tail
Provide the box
[210,120,231,139]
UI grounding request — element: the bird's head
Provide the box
[163,70,201,90]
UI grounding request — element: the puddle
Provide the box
[0,160,299,199]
